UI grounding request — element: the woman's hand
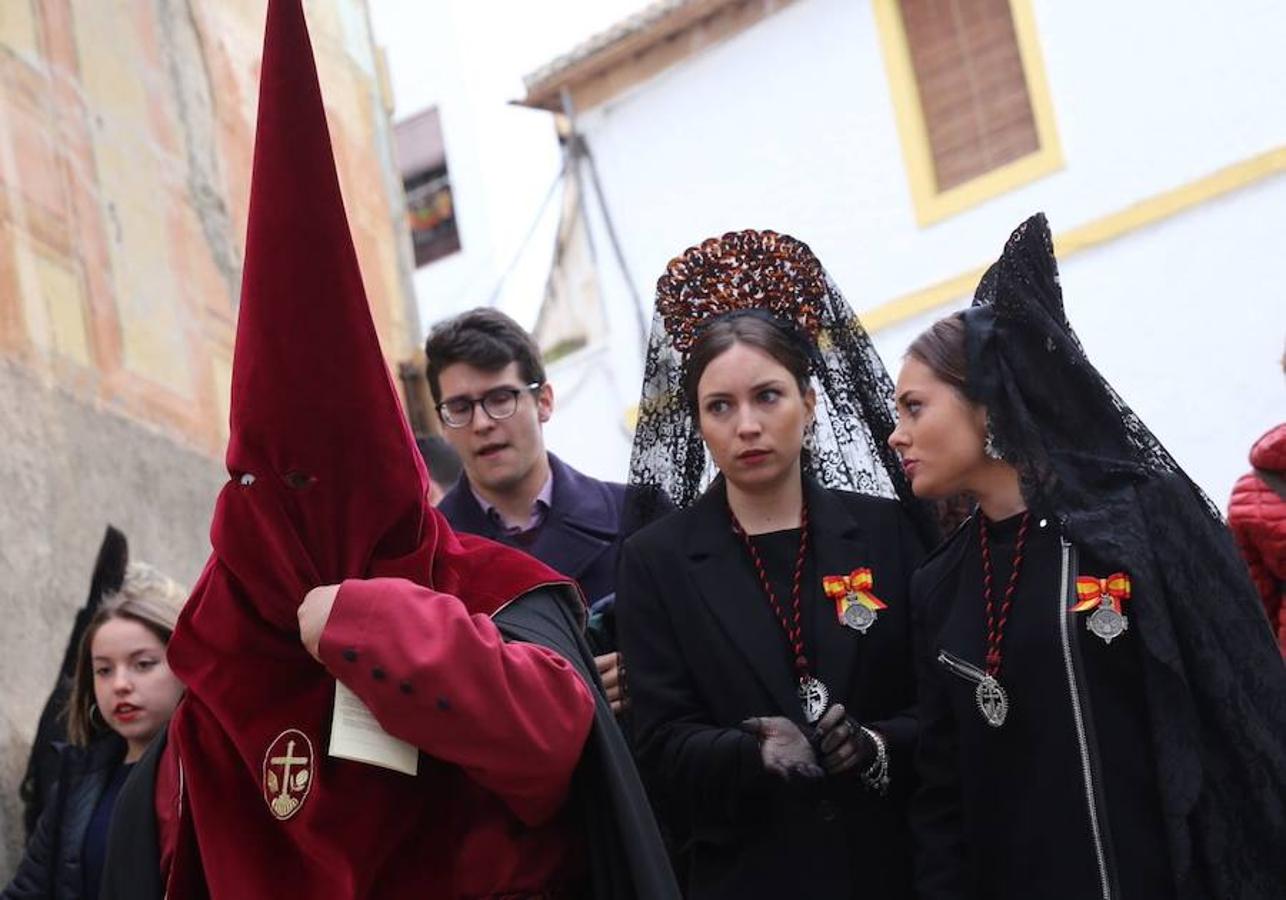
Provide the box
[813,703,875,775]
[741,716,824,780]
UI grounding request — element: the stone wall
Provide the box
[0,0,418,876]
[0,360,224,875]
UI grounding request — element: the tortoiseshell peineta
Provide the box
[655,229,828,352]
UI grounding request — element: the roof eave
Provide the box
[518,0,744,112]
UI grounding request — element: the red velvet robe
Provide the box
[157,573,595,897]
[152,2,596,896]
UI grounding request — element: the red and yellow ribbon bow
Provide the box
[1072,572,1131,613]
[823,568,888,618]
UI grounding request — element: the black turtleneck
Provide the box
[746,528,821,678]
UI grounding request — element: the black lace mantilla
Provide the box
[628,230,924,539]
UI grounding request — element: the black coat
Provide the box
[910,513,1173,900]
[438,453,628,610]
[616,478,926,899]
[3,735,126,900]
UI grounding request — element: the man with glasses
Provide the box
[426,308,634,713]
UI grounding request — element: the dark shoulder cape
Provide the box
[1123,474,1286,899]
[100,585,680,900]
[493,587,681,900]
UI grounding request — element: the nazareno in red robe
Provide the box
[152,1,594,896]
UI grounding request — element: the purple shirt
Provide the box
[470,475,553,536]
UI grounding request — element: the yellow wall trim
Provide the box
[863,145,1286,332]
[872,0,1063,226]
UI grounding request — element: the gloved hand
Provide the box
[812,703,875,776]
[740,715,824,781]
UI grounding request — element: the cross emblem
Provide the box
[797,676,830,724]
[272,740,306,788]
[975,676,1009,728]
[263,729,314,820]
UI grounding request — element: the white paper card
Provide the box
[328,681,419,776]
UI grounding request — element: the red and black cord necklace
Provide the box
[973,511,1031,727]
[730,499,829,724]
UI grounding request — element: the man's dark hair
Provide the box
[424,308,546,403]
[415,434,463,487]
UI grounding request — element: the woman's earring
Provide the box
[984,423,1003,461]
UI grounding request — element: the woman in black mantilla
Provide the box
[891,213,1286,899]
[616,229,936,898]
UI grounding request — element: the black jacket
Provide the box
[100,586,680,900]
[616,478,925,899]
[4,735,126,900]
[910,513,1173,900]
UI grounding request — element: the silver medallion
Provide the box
[975,675,1008,727]
[842,602,877,633]
[798,676,830,724]
[1087,606,1129,644]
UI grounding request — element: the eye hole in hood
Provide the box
[283,471,317,491]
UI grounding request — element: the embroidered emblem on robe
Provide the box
[263,729,315,820]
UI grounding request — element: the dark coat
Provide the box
[910,514,1173,900]
[3,735,126,900]
[438,453,627,608]
[616,478,926,899]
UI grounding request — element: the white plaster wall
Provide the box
[375,0,565,332]
[578,0,1286,312]
[541,342,636,482]
[872,175,1286,507]
[378,0,1286,492]
[372,0,652,334]
[568,0,1286,499]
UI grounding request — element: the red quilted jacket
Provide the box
[1228,423,1286,654]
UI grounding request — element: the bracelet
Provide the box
[858,726,890,795]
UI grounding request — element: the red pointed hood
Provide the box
[211,0,428,631]
[162,3,567,895]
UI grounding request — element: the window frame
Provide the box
[873,0,1063,226]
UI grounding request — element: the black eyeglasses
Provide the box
[436,383,541,428]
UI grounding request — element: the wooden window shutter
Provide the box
[898,0,1040,191]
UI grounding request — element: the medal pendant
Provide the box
[798,676,830,724]
[975,675,1008,727]
[843,602,877,633]
[1087,607,1128,644]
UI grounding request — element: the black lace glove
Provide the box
[740,716,824,781]
[812,703,876,776]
